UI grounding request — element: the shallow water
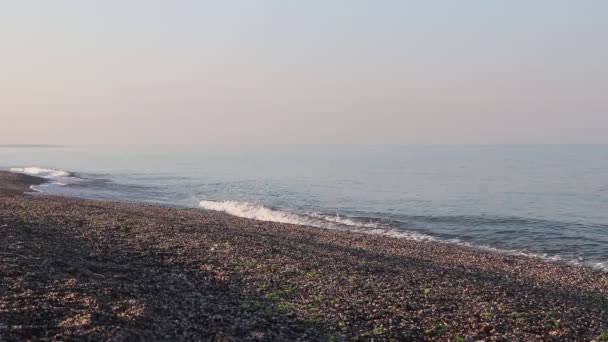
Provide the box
[2,145,607,270]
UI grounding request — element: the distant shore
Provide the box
[1,170,607,341]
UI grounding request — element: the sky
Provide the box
[1,1,607,145]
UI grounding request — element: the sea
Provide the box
[2,144,607,271]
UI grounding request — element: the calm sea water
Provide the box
[2,145,607,270]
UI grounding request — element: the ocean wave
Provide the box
[199,200,309,225]
[440,238,607,271]
[10,166,72,178]
[198,199,608,272]
[10,166,81,189]
[308,212,384,229]
[200,200,387,229]
[198,200,436,241]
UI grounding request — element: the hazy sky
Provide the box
[1,1,607,145]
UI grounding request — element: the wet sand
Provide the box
[1,171,607,341]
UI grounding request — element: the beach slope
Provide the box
[1,171,607,341]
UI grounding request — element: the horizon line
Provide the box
[1,143,607,148]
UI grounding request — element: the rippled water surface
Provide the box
[2,145,607,270]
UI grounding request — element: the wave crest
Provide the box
[10,167,72,179]
[10,166,81,188]
[198,199,608,272]
[199,200,306,225]
[198,200,434,241]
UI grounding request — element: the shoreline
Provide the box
[0,171,48,193]
[1,171,607,340]
[7,168,608,273]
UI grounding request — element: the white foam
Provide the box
[199,200,308,225]
[587,261,608,272]
[310,212,383,229]
[198,199,608,272]
[10,166,81,189]
[10,167,71,179]
[198,200,442,245]
[199,200,391,232]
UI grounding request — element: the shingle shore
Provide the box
[1,171,607,341]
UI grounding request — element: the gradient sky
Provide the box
[1,1,607,145]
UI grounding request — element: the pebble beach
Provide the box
[1,171,607,341]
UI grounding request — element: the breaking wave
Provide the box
[199,200,438,241]
[198,199,608,272]
[10,166,81,189]
[10,167,72,178]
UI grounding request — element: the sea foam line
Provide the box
[200,200,445,241]
[10,166,81,189]
[198,199,608,272]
